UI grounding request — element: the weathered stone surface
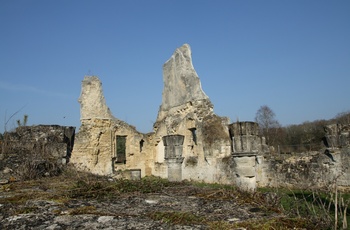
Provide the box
[324,123,350,148]
[79,76,114,120]
[71,75,155,176]
[160,44,208,112]
[152,44,232,183]
[1,125,75,165]
[68,44,350,191]
[256,148,350,188]
[229,122,268,154]
[0,179,282,229]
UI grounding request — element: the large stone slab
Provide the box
[160,44,209,112]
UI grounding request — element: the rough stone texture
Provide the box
[228,122,268,191]
[152,44,232,183]
[229,122,268,154]
[256,147,350,189]
[68,44,350,191]
[324,123,350,148]
[0,180,282,230]
[71,44,235,185]
[159,44,208,112]
[70,117,154,176]
[79,76,114,120]
[71,76,154,176]
[254,122,350,189]
[1,125,75,165]
[163,135,185,181]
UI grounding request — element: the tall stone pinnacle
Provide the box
[78,76,114,120]
[160,44,209,111]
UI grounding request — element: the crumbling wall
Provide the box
[324,123,350,148]
[257,148,350,189]
[70,44,350,191]
[152,44,232,183]
[1,125,75,166]
[257,124,350,189]
[70,76,154,176]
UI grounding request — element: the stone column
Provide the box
[163,135,185,182]
[232,154,257,191]
[228,122,261,191]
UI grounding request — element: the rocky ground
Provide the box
[0,150,331,230]
[0,166,327,230]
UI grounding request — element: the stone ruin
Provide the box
[0,125,75,181]
[1,125,75,165]
[69,43,350,190]
[69,44,270,190]
[2,44,349,191]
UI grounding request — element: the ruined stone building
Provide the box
[1,44,349,191]
[69,44,350,190]
[69,44,269,190]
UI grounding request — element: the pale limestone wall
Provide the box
[71,76,154,177]
[70,119,114,175]
[151,43,235,183]
[79,76,113,120]
[71,118,154,177]
[255,148,350,189]
[71,45,237,184]
[71,44,350,191]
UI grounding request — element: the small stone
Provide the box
[0,179,9,185]
[97,216,114,223]
[227,217,240,222]
[46,224,60,230]
[145,199,158,204]
[3,167,12,174]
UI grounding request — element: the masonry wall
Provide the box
[70,118,154,177]
[256,148,350,189]
[69,44,350,190]
[2,125,75,165]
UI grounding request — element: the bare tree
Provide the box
[255,105,280,145]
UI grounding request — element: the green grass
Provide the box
[149,211,205,225]
[258,187,350,229]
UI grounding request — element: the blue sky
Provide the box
[1,0,349,133]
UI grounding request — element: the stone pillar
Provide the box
[232,154,257,191]
[163,135,185,182]
[229,122,261,153]
[228,122,262,191]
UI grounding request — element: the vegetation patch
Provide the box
[149,211,205,225]
[230,217,318,230]
[0,167,348,229]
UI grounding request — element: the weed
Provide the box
[68,205,97,215]
[15,206,39,215]
[149,211,205,225]
[230,217,319,230]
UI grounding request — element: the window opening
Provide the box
[140,139,144,152]
[189,128,197,145]
[116,135,126,164]
[140,139,145,152]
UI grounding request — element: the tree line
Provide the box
[255,105,350,153]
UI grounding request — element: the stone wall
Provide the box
[1,125,75,165]
[255,122,350,189]
[69,43,350,191]
[70,44,237,184]
[70,76,155,177]
[256,148,350,189]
